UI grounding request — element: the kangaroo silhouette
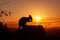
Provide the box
[18,15,32,29]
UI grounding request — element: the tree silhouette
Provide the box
[0,10,12,24]
[0,10,12,17]
[0,1,12,17]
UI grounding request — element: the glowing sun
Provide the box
[35,16,40,22]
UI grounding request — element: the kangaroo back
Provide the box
[18,15,32,29]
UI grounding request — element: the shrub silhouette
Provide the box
[0,22,12,40]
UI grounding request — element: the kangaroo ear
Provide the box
[29,14,31,17]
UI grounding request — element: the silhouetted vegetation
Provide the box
[0,22,12,40]
[0,10,12,17]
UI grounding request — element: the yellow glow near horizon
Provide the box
[35,16,40,22]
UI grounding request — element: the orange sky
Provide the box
[0,0,60,28]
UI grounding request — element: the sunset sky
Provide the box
[0,0,60,28]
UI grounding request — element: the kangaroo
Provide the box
[18,15,32,29]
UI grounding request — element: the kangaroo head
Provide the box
[28,15,32,22]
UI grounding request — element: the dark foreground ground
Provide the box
[0,25,60,40]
